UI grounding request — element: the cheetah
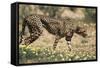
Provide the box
[20,14,87,51]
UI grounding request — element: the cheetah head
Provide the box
[75,26,87,38]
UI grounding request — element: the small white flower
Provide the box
[23,51,26,54]
[59,54,63,57]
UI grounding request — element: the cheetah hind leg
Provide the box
[21,30,43,46]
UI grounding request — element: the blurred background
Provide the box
[19,4,97,64]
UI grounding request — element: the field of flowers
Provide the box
[19,24,96,64]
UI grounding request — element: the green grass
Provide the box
[19,45,96,64]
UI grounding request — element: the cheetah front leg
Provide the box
[53,36,61,50]
[65,30,74,51]
[67,41,72,51]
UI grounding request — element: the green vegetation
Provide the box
[19,44,96,64]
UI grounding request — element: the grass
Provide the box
[19,24,96,64]
[19,44,96,64]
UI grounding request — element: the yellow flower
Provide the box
[32,48,36,51]
[19,45,26,48]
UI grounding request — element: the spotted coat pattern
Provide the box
[20,14,87,50]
